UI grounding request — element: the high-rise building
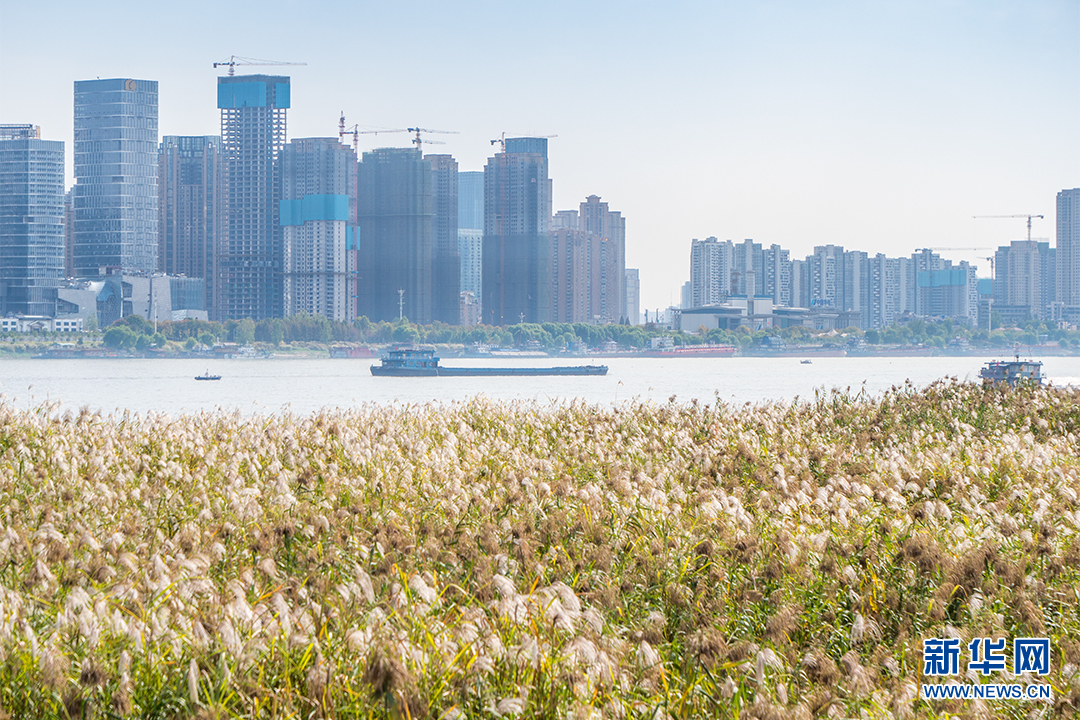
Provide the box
[994,240,1055,320]
[843,250,869,328]
[457,171,484,311]
[808,244,844,309]
[1057,188,1080,308]
[0,125,65,315]
[910,249,944,317]
[357,147,433,324]
[863,254,913,330]
[73,79,159,277]
[458,171,484,230]
[158,136,221,316]
[217,74,290,320]
[551,226,595,324]
[428,154,460,324]
[482,138,551,325]
[625,268,640,325]
[280,137,355,321]
[762,244,790,306]
[790,258,810,309]
[732,239,762,297]
[689,237,732,307]
[578,195,626,323]
[917,259,978,324]
[63,189,74,278]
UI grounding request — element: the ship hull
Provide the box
[371,365,607,377]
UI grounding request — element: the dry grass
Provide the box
[0,380,1077,718]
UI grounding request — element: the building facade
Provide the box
[1057,188,1080,309]
[625,268,640,325]
[0,125,65,316]
[482,138,551,325]
[217,74,290,320]
[280,137,355,321]
[357,147,433,324]
[578,195,626,323]
[428,154,460,324]
[158,136,222,317]
[689,237,732,308]
[762,244,790,306]
[994,240,1054,320]
[457,170,484,316]
[73,79,159,277]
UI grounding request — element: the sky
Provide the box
[1,0,1077,314]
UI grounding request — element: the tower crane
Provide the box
[919,247,998,281]
[213,55,307,76]
[406,127,457,151]
[338,113,407,153]
[490,132,558,151]
[972,214,1044,243]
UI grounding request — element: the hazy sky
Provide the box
[2,0,1077,312]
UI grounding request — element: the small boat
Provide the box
[800,359,812,365]
[370,347,607,377]
[979,345,1042,387]
[195,370,221,381]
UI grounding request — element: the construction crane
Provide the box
[490,132,558,151]
[337,113,407,153]
[213,55,307,76]
[972,214,1044,243]
[406,127,457,151]
[923,247,994,251]
[919,246,998,282]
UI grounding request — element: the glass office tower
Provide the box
[73,78,159,276]
[0,125,65,315]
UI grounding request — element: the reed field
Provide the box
[0,381,1077,719]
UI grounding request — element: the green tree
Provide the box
[102,326,137,349]
[392,324,420,344]
[235,318,256,345]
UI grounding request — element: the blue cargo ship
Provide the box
[370,347,607,377]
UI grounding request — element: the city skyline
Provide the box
[1,1,1077,313]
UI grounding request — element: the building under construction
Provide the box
[482,138,552,325]
[357,147,433,324]
[280,137,356,322]
[158,136,221,318]
[217,74,290,320]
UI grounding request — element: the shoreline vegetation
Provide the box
[2,312,1079,360]
[0,382,1078,718]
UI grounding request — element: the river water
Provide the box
[0,355,1077,417]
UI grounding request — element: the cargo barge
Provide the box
[370,347,607,377]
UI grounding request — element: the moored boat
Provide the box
[979,346,1042,387]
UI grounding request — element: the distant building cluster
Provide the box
[673,189,1080,334]
[1,75,635,331]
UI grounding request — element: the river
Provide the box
[0,354,1077,417]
